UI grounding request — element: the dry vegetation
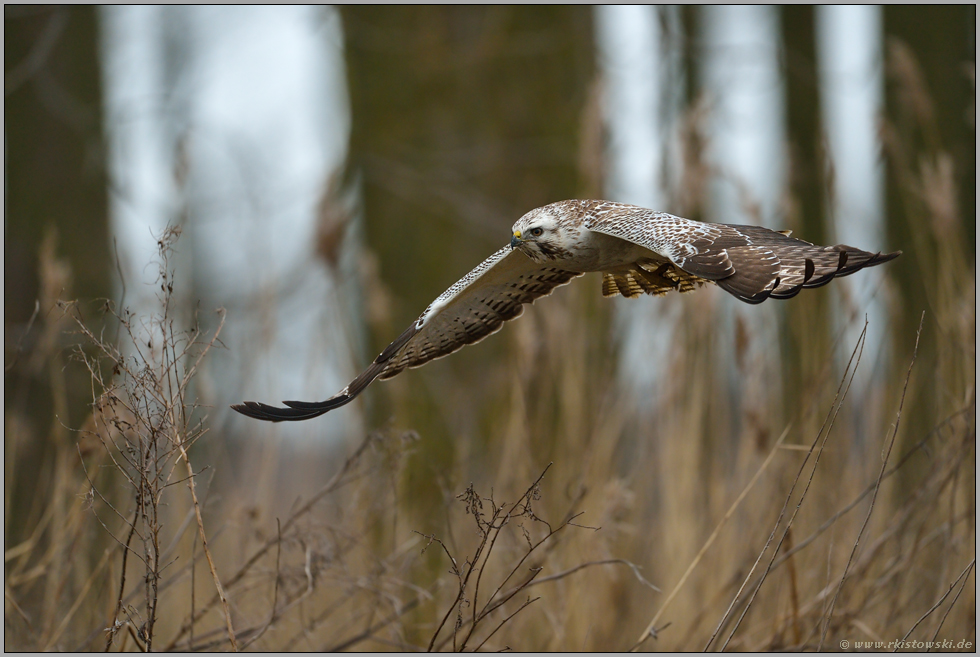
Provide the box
[4,43,975,653]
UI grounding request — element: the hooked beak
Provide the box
[510,232,522,249]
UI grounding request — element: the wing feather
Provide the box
[586,204,900,305]
[232,247,581,422]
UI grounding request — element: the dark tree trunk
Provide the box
[340,6,595,454]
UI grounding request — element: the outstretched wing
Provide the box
[586,204,901,304]
[232,246,581,422]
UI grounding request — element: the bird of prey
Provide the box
[233,199,900,422]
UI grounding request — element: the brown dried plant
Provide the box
[418,463,656,652]
[62,226,234,651]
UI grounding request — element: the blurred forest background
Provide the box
[4,5,975,652]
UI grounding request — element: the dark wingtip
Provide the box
[231,400,334,423]
[231,389,358,422]
[231,401,282,422]
[803,258,815,284]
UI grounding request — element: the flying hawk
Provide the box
[233,200,900,422]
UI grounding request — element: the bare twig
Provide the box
[321,597,422,652]
[163,432,375,650]
[425,465,556,652]
[707,318,868,651]
[766,407,969,574]
[171,310,238,651]
[900,558,975,648]
[524,558,658,592]
[177,430,238,651]
[237,519,285,651]
[105,506,138,651]
[818,312,924,649]
[473,596,540,652]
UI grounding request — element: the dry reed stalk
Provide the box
[707,319,868,651]
[818,312,925,648]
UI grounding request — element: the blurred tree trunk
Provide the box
[782,6,826,245]
[341,7,593,319]
[882,7,976,455]
[340,3,594,516]
[4,6,109,546]
[883,5,975,328]
[884,6,975,261]
[779,6,832,423]
[4,6,110,323]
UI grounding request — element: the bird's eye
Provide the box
[529,227,544,237]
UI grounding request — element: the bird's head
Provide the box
[510,208,574,262]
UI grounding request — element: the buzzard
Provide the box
[233,200,899,422]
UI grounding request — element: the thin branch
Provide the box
[237,519,284,651]
[474,465,555,618]
[472,596,540,653]
[106,506,139,651]
[525,558,658,592]
[900,558,975,648]
[321,597,422,652]
[163,432,375,650]
[708,318,868,651]
[766,408,968,575]
[426,464,555,653]
[174,356,238,652]
[818,312,924,649]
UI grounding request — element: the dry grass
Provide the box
[4,40,975,653]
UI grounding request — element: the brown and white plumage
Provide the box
[232,199,900,422]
